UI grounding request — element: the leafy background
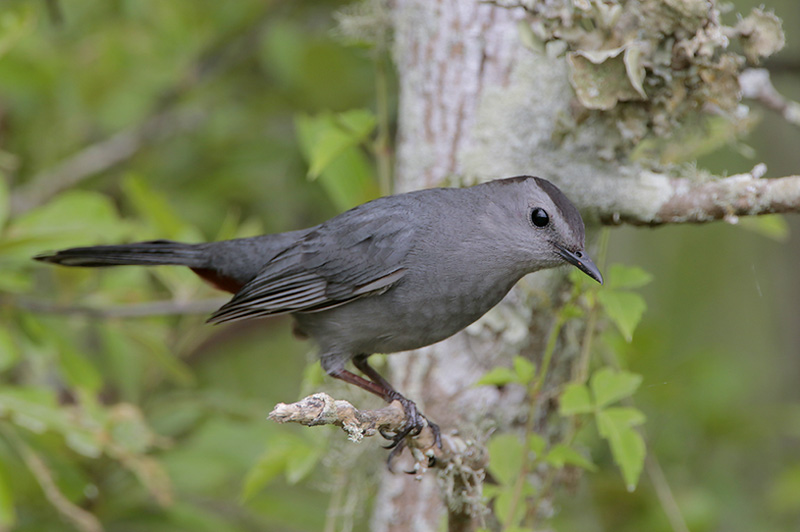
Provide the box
[0,1,798,531]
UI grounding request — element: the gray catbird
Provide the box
[35,176,602,446]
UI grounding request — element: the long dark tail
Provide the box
[34,240,208,268]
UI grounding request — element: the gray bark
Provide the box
[374,3,563,530]
[368,0,799,529]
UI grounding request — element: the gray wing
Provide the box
[207,197,417,324]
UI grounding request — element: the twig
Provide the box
[10,3,278,217]
[2,426,103,532]
[271,393,409,443]
[10,111,203,216]
[505,308,569,530]
[598,340,690,532]
[645,453,691,532]
[599,171,800,226]
[740,68,800,128]
[9,296,229,318]
[270,393,483,474]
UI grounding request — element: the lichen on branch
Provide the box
[269,393,486,475]
[498,0,787,162]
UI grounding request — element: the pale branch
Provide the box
[10,110,203,216]
[9,296,230,318]
[740,68,800,128]
[270,393,487,475]
[10,4,277,218]
[598,172,800,227]
[2,426,104,532]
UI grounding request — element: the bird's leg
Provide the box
[327,367,391,399]
[350,355,441,450]
[328,366,415,448]
[328,366,419,446]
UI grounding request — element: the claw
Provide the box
[428,420,442,449]
[378,395,425,449]
[427,454,437,468]
[380,397,442,455]
[331,357,440,468]
[386,439,407,472]
[383,425,414,449]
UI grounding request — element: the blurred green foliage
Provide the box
[0,1,379,530]
[0,1,798,532]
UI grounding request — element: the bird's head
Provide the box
[485,176,603,284]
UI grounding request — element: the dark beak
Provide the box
[555,245,603,285]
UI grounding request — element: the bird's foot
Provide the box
[381,395,423,448]
[379,395,442,450]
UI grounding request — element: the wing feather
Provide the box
[208,196,419,324]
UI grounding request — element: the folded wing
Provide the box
[208,198,416,324]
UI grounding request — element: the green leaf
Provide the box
[590,368,642,408]
[513,356,536,384]
[597,290,647,341]
[0,387,102,457]
[596,409,646,491]
[0,387,64,433]
[560,302,585,319]
[559,383,594,415]
[0,173,8,229]
[475,366,518,387]
[295,110,379,211]
[487,434,524,485]
[544,443,597,471]
[606,264,653,290]
[121,174,194,240]
[295,109,376,179]
[738,214,790,242]
[337,109,377,139]
[528,433,546,457]
[57,348,102,393]
[493,483,533,528]
[241,445,292,502]
[64,428,103,459]
[597,407,646,433]
[5,190,127,258]
[316,146,378,211]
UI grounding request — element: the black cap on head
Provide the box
[532,177,585,244]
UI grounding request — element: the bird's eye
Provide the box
[530,208,549,228]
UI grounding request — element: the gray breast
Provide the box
[294,264,519,359]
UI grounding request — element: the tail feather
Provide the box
[34,240,208,268]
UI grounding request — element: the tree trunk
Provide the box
[373,2,571,530]
[369,0,797,529]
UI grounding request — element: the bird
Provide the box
[35,176,602,449]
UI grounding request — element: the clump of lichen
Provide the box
[510,0,785,164]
